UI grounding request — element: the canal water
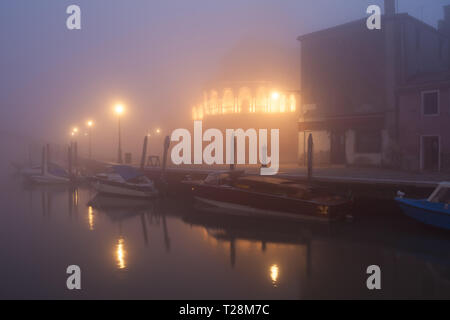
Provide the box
[1,171,450,299]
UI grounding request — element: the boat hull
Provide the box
[396,198,450,231]
[190,184,349,222]
[29,174,70,184]
[93,179,158,198]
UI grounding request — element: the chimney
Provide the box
[445,5,450,21]
[439,5,450,38]
[384,0,396,16]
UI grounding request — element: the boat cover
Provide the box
[112,165,143,182]
[48,163,70,178]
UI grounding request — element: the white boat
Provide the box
[29,172,70,184]
[20,166,42,177]
[28,147,71,184]
[91,165,158,198]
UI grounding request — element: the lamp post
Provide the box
[115,104,124,164]
[70,127,79,170]
[86,120,94,159]
[71,127,79,143]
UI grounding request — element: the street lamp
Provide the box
[71,127,79,140]
[271,92,280,100]
[86,120,94,159]
[114,104,125,164]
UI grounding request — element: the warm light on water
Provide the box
[116,238,126,270]
[88,206,94,231]
[270,264,279,287]
[2,184,449,299]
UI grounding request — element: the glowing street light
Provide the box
[86,120,94,159]
[71,127,79,139]
[271,92,280,100]
[114,104,125,164]
[115,104,124,115]
[155,128,161,134]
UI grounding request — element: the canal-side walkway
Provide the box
[276,165,450,188]
[166,163,450,188]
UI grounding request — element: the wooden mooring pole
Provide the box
[140,135,148,170]
[230,136,237,171]
[160,136,171,194]
[307,133,313,181]
[41,146,46,176]
[68,145,73,179]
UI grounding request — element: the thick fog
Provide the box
[0,0,448,164]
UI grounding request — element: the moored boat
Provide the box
[91,165,158,198]
[183,171,352,222]
[396,182,450,230]
[28,153,71,184]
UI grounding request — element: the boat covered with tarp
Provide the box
[91,165,158,198]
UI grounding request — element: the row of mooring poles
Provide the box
[139,134,171,194]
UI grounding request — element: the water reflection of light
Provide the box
[73,189,79,206]
[270,264,279,287]
[88,206,94,231]
[116,238,126,269]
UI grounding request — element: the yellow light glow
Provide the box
[193,87,297,118]
[115,104,124,115]
[270,264,279,286]
[88,206,94,231]
[271,92,280,100]
[73,127,79,133]
[155,128,161,134]
[71,132,75,136]
[87,120,94,127]
[116,238,126,269]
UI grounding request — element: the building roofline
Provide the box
[297,13,448,42]
[398,71,450,91]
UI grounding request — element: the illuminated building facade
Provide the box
[192,81,300,164]
[192,82,297,120]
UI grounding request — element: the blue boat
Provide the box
[395,182,450,230]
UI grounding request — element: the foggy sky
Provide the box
[1,0,449,160]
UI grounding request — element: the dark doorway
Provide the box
[422,136,439,171]
[330,130,346,164]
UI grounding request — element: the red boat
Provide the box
[183,171,352,222]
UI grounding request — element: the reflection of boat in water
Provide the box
[396,182,450,231]
[88,193,155,210]
[88,194,171,250]
[183,171,352,222]
[183,204,450,298]
[91,165,158,198]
